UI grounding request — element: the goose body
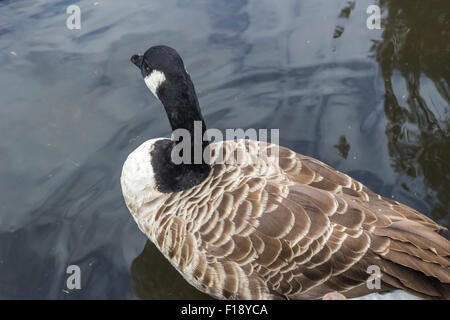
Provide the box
[122,46,450,299]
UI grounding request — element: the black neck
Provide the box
[151,74,211,193]
[161,75,206,135]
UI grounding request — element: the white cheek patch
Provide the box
[144,70,166,99]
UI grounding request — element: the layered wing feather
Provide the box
[133,140,450,299]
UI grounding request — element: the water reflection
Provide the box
[333,1,355,38]
[334,135,351,159]
[370,0,449,225]
[131,240,211,299]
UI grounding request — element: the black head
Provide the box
[130,45,205,136]
[131,45,187,80]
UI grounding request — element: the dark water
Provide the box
[0,0,448,299]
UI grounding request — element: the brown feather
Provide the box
[123,139,450,300]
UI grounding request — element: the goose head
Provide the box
[130,46,206,138]
[131,45,189,101]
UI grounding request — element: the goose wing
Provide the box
[192,141,450,299]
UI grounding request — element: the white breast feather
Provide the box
[120,138,166,219]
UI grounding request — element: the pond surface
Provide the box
[0,0,448,299]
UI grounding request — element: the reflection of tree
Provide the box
[334,1,356,38]
[334,135,351,159]
[131,240,211,299]
[370,0,450,225]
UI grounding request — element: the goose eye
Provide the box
[143,62,151,73]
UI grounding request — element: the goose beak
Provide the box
[131,54,143,68]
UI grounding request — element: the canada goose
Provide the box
[121,45,450,300]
